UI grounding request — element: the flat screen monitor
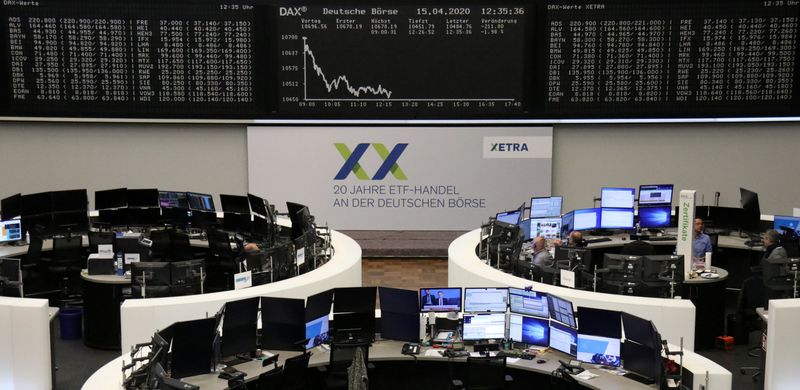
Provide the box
[1,193,22,220]
[223,212,252,233]
[126,189,159,208]
[495,209,522,225]
[600,208,634,229]
[248,193,269,218]
[509,313,549,347]
[332,311,375,341]
[462,313,506,341]
[127,207,161,226]
[463,287,508,313]
[549,321,578,356]
[130,262,171,288]
[561,211,574,238]
[251,214,270,241]
[638,184,673,206]
[51,189,88,212]
[419,288,462,312]
[642,255,684,284]
[508,288,549,318]
[601,187,635,209]
[305,315,330,350]
[53,211,89,234]
[531,196,562,218]
[554,247,592,270]
[169,318,216,379]
[621,341,660,383]
[548,294,576,328]
[0,220,23,242]
[261,297,305,351]
[0,257,21,283]
[95,188,127,210]
[187,192,215,212]
[22,214,53,237]
[287,202,312,240]
[21,192,52,216]
[774,215,800,235]
[528,217,562,239]
[220,297,260,358]
[577,334,621,367]
[170,260,204,286]
[158,191,189,209]
[378,287,419,314]
[576,307,622,338]
[638,206,672,228]
[380,311,420,342]
[333,286,377,314]
[306,289,334,321]
[621,312,658,348]
[220,194,251,214]
[602,254,643,282]
[740,188,761,231]
[573,208,600,231]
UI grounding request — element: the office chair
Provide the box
[88,231,115,254]
[278,352,311,390]
[621,240,655,256]
[450,356,512,390]
[148,230,171,261]
[255,367,284,390]
[737,269,766,382]
[205,228,238,291]
[48,236,85,305]
[324,339,370,390]
[169,230,195,261]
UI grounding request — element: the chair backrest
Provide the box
[88,231,115,254]
[256,366,284,390]
[52,236,84,264]
[282,352,311,390]
[26,236,44,263]
[207,228,235,259]
[465,355,507,390]
[621,240,655,256]
[148,230,171,260]
[329,340,369,371]
[169,230,193,261]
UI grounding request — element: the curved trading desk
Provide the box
[119,228,361,353]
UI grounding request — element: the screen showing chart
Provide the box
[462,313,507,341]
[464,288,508,313]
[531,196,562,218]
[549,321,577,356]
[601,188,635,208]
[508,288,549,317]
[509,313,549,346]
[600,208,634,229]
[276,4,528,117]
[573,208,600,231]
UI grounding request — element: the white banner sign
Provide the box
[247,126,553,230]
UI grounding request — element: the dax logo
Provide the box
[490,143,529,152]
[279,6,307,16]
[334,143,408,180]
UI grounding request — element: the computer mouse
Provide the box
[537,359,546,364]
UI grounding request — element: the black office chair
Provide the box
[88,231,115,254]
[148,230,171,261]
[737,269,767,382]
[324,339,370,390]
[621,240,655,256]
[206,228,238,291]
[282,352,311,390]
[48,236,85,305]
[169,230,194,261]
[255,367,284,390]
[451,356,512,390]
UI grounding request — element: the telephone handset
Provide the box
[402,343,420,355]
[558,359,585,374]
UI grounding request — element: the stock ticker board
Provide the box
[1,0,799,119]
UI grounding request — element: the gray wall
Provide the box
[1,121,798,216]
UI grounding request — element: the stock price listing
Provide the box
[277,5,529,117]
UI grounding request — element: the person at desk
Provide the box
[531,236,554,267]
[553,231,586,248]
[762,229,788,261]
[691,218,713,269]
[237,242,260,272]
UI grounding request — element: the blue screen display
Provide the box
[305,315,329,350]
[496,210,521,224]
[638,206,672,228]
[774,215,800,235]
[419,288,462,312]
[509,314,549,347]
[577,334,621,366]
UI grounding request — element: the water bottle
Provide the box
[115,251,124,276]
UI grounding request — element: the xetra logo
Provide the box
[490,143,529,152]
[334,143,408,180]
[279,6,307,16]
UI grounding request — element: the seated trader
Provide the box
[531,236,554,267]
[553,231,587,248]
[762,229,788,261]
[691,218,713,269]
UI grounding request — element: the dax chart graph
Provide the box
[277,5,529,117]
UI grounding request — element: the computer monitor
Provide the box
[642,255,684,283]
[561,211,574,238]
[638,206,672,228]
[740,188,761,232]
[95,188,127,210]
[158,191,189,209]
[495,209,522,225]
[332,311,375,341]
[130,262,171,285]
[601,187,635,208]
[169,318,216,379]
[187,192,215,212]
[463,287,508,313]
[554,247,592,269]
[53,211,89,235]
[1,193,22,220]
[508,288,549,318]
[51,189,88,212]
[577,334,621,366]
[621,341,661,384]
[287,202,313,240]
[126,189,159,208]
[621,312,659,348]
[774,215,800,235]
[763,257,800,289]
[305,315,330,350]
[22,214,53,237]
[21,192,52,216]
[0,220,23,243]
[261,297,306,351]
[462,313,506,341]
[380,311,420,342]
[306,289,334,321]
[638,184,673,206]
[170,260,204,295]
[220,297,260,358]
[600,208,634,229]
[126,207,161,226]
[576,307,622,338]
[573,208,600,231]
[549,321,578,356]
[379,286,419,314]
[602,254,643,283]
[548,294,577,328]
[333,286,377,314]
[528,217,562,239]
[248,194,270,218]
[509,313,549,347]
[220,194,251,214]
[419,287,462,312]
[531,196,563,218]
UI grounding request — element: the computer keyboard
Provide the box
[586,237,613,244]
[648,236,677,242]
[496,350,535,360]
